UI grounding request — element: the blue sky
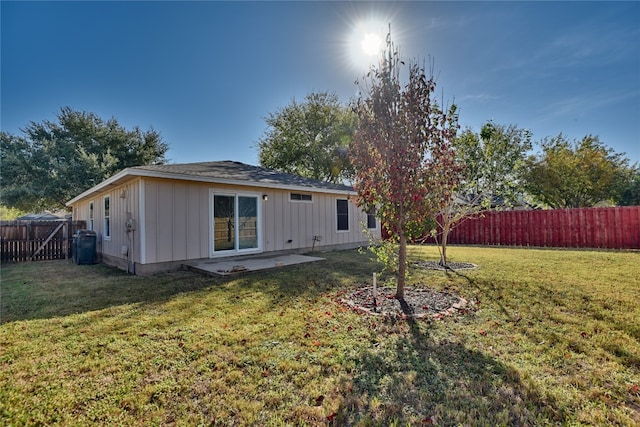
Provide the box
[2,1,639,165]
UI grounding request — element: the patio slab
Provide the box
[183,253,324,277]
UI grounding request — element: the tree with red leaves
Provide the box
[351,33,461,300]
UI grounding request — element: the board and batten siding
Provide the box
[140,178,378,263]
[142,179,210,264]
[259,188,375,252]
[71,179,141,264]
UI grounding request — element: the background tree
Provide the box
[0,205,26,220]
[257,91,357,183]
[524,134,632,208]
[433,122,532,265]
[0,107,168,212]
[619,167,640,206]
[351,36,460,300]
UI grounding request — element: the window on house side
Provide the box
[366,209,377,229]
[290,193,312,202]
[104,196,110,239]
[337,199,349,231]
[89,201,94,231]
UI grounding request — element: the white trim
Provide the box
[209,189,262,258]
[103,195,111,240]
[88,200,95,231]
[208,189,215,258]
[139,178,146,264]
[66,167,355,206]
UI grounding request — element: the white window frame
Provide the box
[209,190,262,257]
[103,196,111,240]
[89,201,94,231]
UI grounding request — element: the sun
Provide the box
[361,33,382,56]
[343,17,390,73]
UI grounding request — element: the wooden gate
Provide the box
[1,220,87,263]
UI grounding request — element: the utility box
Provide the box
[73,230,97,265]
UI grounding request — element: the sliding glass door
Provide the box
[237,196,258,250]
[213,194,236,252]
[212,193,260,255]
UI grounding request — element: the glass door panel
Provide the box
[238,196,258,250]
[213,195,235,252]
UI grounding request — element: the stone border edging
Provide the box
[338,295,469,320]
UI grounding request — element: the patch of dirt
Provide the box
[415,260,479,271]
[338,286,470,319]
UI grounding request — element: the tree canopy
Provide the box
[433,122,532,265]
[455,122,532,205]
[524,134,632,208]
[619,167,640,206]
[257,91,356,184]
[0,107,168,212]
[351,38,460,299]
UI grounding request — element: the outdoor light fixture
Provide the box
[262,195,268,201]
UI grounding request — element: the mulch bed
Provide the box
[338,285,469,319]
[414,260,478,271]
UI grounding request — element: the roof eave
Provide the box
[65,168,134,206]
[66,168,355,206]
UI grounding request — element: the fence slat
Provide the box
[1,220,87,263]
[427,206,640,249]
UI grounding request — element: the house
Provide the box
[66,161,380,274]
[16,211,70,220]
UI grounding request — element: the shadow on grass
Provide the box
[0,250,380,324]
[0,260,226,324]
[334,316,566,426]
[231,250,381,309]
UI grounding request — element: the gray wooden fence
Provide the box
[1,220,87,263]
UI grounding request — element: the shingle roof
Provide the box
[16,212,68,220]
[67,161,354,206]
[132,161,354,192]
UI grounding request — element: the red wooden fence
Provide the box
[432,206,640,249]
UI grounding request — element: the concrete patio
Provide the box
[183,253,325,277]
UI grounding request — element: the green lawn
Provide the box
[1,246,639,426]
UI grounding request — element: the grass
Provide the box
[1,245,639,426]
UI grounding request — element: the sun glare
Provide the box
[361,33,382,56]
[345,19,387,73]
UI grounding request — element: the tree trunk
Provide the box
[396,233,407,300]
[440,224,450,266]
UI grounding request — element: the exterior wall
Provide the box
[72,176,380,273]
[141,178,211,264]
[141,178,379,266]
[71,179,141,271]
[260,189,376,252]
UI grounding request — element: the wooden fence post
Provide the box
[63,220,69,260]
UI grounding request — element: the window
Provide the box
[366,209,377,229]
[336,199,349,231]
[290,193,312,202]
[89,201,94,230]
[103,196,110,239]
